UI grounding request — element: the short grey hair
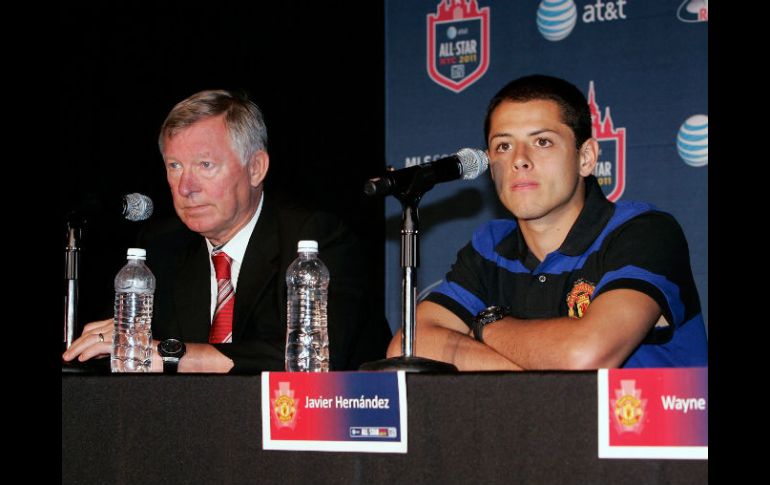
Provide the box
[159,89,268,165]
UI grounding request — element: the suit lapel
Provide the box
[173,239,212,342]
[232,197,280,341]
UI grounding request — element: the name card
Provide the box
[262,371,407,453]
[598,367,708,459]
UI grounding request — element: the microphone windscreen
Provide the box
[124,193,154,221]
[456,148,489,180]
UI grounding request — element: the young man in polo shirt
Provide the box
[386,74,707,370]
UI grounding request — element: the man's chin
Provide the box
[179,216,215,235]
[508,206,546,222]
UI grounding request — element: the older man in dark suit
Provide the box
[63,89,390,373]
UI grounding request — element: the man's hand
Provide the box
[62,318,113,363]
[386,301,523,371]
[62,318,163,372]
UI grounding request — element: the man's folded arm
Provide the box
[387,300,522,371]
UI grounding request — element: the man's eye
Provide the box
[201,161,213,168]
[535,138,552,147]
[495,142,511,152]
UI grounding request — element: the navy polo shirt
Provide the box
[425,176,708,368]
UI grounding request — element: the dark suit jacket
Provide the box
[139,195,391,373]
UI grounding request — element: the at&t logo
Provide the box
[536,0,628,42]
[677,0,708,23]
[676,115,708,167]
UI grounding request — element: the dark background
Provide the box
[60,2,386,330]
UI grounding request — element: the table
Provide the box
[62,372,707,484]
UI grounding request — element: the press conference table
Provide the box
[62,372,707,485]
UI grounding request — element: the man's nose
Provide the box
[177,169,200,197]
[512,149,532,171]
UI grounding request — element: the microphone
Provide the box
[364,148,489,196]
[121,193,154,221]
[69,193,154,221]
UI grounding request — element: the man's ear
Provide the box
[578,138,598,177]
[248,150,269,187]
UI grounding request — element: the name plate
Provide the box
[598,367,708,459]
[262,371,407,453]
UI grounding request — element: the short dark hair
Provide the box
[484,74,592,149]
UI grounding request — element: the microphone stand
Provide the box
[63,218,81,351]
[360,169,458,372]
[62,215,109,374]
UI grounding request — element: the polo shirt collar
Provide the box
[501,175,615,263]
[558,175,615,256]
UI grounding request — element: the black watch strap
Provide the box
[472,306,510,343]
[162,356,180,374]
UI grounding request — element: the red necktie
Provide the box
[209,251,234,343]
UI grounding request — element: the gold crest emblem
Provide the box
[615,394,643,427]
[274,395,296,424]
[566,279,595,318]
[612,379,647,434]
[271,381,298,429]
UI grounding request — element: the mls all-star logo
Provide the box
[588,81,626,201]
[427,0,490,93]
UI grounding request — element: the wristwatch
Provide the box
[158,338,186,374]
[472,306,510,343]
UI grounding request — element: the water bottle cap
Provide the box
[297,240,318,252]
[126,247,147,260]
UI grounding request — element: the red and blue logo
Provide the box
[427,0,490,93]
[588,81,626,202]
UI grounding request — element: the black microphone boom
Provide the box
[364,148,489,197]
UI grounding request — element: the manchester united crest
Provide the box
[271,381,298,429]
[566,279,595,318]
[612,379,648,434]
[427,0,490,93]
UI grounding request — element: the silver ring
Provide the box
[97,333,105,343]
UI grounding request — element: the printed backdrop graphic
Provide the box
[384,0,707,336]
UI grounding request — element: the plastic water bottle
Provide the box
[111,248,156,372]
[285,240,330,372]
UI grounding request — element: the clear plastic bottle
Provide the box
[285,240,330,372]
[111,248,156,372]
